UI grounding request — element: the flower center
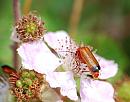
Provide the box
[26,22,37,34]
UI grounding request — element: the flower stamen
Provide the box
[15,13,45,42]
[9,69,48,102]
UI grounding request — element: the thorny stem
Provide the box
[12,0,21,68]
[69,0,84,37]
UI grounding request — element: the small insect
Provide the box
[75,47,100,79]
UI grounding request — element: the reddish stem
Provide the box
[12,0,21,68]
[13,0,20,22]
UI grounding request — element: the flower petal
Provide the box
[46,71,78,101]
[44,31,79,71]
[17,40,62,74]
[95,55,118,79]
[80,78,115,102]
[10,29,21,42]
[44,31,78,57]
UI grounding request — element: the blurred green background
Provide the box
[0,0,130,101]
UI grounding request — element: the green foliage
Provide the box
[31,0,73,31]
[118,81,130,101]
[0,0,13,66]
[120,0,130,15]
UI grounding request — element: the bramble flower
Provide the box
[17,30,118,102]
[12,13,45,42]
[8,69,47,102]
[17,39,78,101]
[43,31,118,102]
[11,26,64,101]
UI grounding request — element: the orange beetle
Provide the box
[75,47,100,79]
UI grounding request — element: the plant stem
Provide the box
[69,0,84,37]
[12,0,21,68]
[13,0,21,22]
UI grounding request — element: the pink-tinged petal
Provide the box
[44,31,78,57]
[46,71,78,101]
[95,55,118,79]
[17,40,62,74]
[80,78,115,102]
[10,29,21,42]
